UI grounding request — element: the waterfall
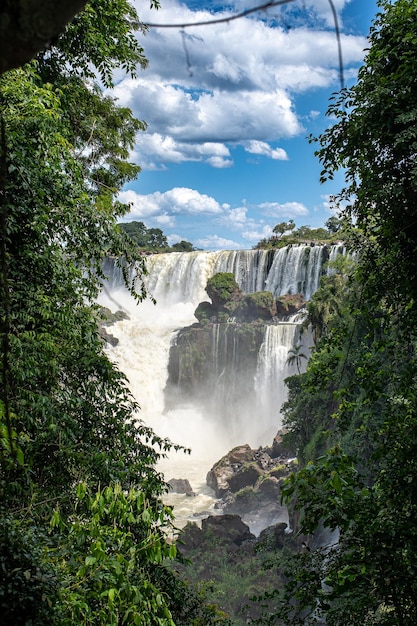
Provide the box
[133,243,343,305]
[100,244,345,524]
[254,322,303,442]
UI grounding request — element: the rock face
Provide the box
[276,293,306,317]
[202,514,255,546]
[98,307,129,346]
[206,430,297,535]
[168,478,195,496]
[165,322,266,414]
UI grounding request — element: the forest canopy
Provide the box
[262,1,417,624]
[0,1,225,624]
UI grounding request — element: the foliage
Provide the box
[270,4,417,623]
[36,0,158,88]
[118,222,196,253]
[255,222,346,250]
[314,0,417,322]
[206,273,242,307]
[174,524,293,625]
[272,219,295,237]
[0,3,220,623]
[171,240,196,252]
[286,344,308,375]
[119,220,169,250]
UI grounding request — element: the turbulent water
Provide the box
[100,244,343,526]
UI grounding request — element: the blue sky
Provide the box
[113,0,379,250]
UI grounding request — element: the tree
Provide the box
[324,215,343,234]
[172,240,195,252]
[286,344,308,375]
[0,3,228,623]
[272,219,295,237]
[273,3,417,623]
[315,0,417,322]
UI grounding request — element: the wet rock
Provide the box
[206,430,296,535]
[206,444,255,497]
[179,522,204,552]
[255,476,281,499]
[168,478,195,496]
[256,522,290,550]
[229,463,263,492]
[201,514,255,546]
[275,293,306,318]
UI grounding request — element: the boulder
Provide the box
[206,444,255,497]
[256,522,289,550]
[255,476,281,499]
[201,514,255,546]
[229,463,263,493]
[179,522,204,553]
[234,291,276,322]
[275,293,306,318]
[168,478,195,496]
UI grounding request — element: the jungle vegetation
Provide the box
[0,1,227,623]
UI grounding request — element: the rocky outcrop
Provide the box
[206,430,297,535]
[194,273,297,325]
[276,293,306,317]
[179,515,255,557]
[168,478,195,496]
[207,432,295,500]
[98,307,129,346]
[165,322,266,413]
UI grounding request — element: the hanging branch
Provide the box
[145,0,346,91]
[145,0,296,29]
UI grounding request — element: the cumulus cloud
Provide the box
[115,0,367,169]
[241,224,275,243]
[194,234,242,250]
[118,187,224,220]
[259,201,310,218]
[244,140,288,160]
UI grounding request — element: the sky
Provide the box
[113,0,379,250]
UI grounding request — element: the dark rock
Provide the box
[179,522,203,552]
[275,293,306,318]
[266,429,290,458]
[229,463,263,493]
[206,444,255,497]
[168,478,195,496]
[99,327,119,346]
[255,476,281,499]
[99,306,130,326]
[234,291,276,322]
[256,523,289,550]
[201,514,255,546]
[194,301,216,324]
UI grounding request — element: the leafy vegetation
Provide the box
[0,2,225,624]
[255,217,345,250]
[118,220,196,253]
[257,1,417,623]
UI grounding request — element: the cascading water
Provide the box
[254,321,307,443]
[100,244,343,526]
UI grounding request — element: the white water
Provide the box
[100,245,340,526]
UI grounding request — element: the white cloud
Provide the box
[118,187,224,220]
[241,224,274,243]
[195,234,242,250]
[259,201,310,218]
[207,155,233,168]
[244,140,288,160]
[114,0,367,168]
